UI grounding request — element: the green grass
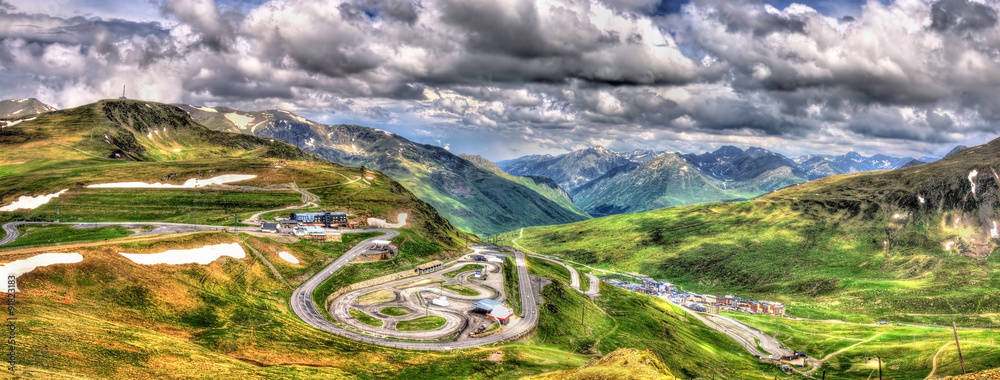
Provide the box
[396,316,447,331]
[2,224,132,249]
[515,198,1000,325]
[727,312,1000,378]
[442,284,479,296]
[349,309,383,327]
[503,256,522,315]
[380,307,410,317]
[26,188,302,225]
[356,289,395,306]
[442,264,483,278]
[525,257,772,379]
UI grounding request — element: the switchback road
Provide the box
[290,232,539,350]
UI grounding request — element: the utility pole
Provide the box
[877,356,882,380]
[581,303,585,325]
[822,369,826,380]
[953,322,967,374]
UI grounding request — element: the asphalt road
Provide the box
[291,235,539,350]
[529,254,600,298]
[0,221,259,248]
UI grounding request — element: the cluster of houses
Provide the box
[602,275,786,316]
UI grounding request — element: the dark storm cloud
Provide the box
[930,0,998,33]
[9,0,1000,160]
[695,0,806,37]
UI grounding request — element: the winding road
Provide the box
[290,231,539,350]
[532,254,600,298]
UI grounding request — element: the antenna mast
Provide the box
[119,85,126,100]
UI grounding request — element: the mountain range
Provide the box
[500,145,938,216]
[0,98,56,121]
[176,105,590,235]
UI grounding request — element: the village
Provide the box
[601,275,786,317]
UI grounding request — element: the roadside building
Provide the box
[703,294,717,304]
[705,304,722,314]
[486,257,503,264]
[487,306,513,324]
[415,260,443,274]
[293,226,326,236]
[473,299,503,312]
[279,219,299,228]
[261,222,279,233]
[289,211,350,228]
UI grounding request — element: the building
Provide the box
[261,222,279,233]
[703,294,717,304]
[487,305,513,324]
[293,226,326,236]
[415,260,443,274]
[362,240,398,260]
[289,211,349,228]
[279,219,299,228]
[473,299,503,312]
[705,304,722,314]
[432,296,449,307]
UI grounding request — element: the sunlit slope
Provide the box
[516,136,1000,323]
[0,99,464,246]
[180,105,591,235]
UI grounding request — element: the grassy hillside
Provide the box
[522,257,771,379]
[179,105,591,235]
[0,100,465,248]
[524,348,675,380]
[515,137,1000,325]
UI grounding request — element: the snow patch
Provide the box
[120,243,245,265]
[918,195,925,204]
[14,98,27,103]
[146,132,152,139]
[193,106,218,113]
[367,213,408,228]
[0,189,68,211]
[173,148,181,152]
[969,170,979,195]
[892,213,901,219]
[0,253,83,291]
[992,221,999,238]
[277,251,300,264]
[224,112,254,129]
[944,241,954,251]
[88,174,256,188]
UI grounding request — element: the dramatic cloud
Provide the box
[3,0,1000,160]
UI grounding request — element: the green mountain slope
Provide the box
[515,136,1000,325]
[570,154,804,216]
[0,99,463,247]
[178,105,590,235]
[0,97,56,119]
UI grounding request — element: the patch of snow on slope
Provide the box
[278,251,300,264]
[0,253,83,291]
[992,221,999,238]
[224,112,254,129]
[193,106,218,113]
[0,189,68,211]
[367,213,408,228]
[120,243,245,265]
[918,195,925,204]
[944,241,954,251]
[88,174,256,188]
[969,170,979,195]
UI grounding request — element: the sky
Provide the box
[0,0,998,161]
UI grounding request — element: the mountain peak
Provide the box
[945,145,969,158]
[0,97,57,119]
[713,145,744,156]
